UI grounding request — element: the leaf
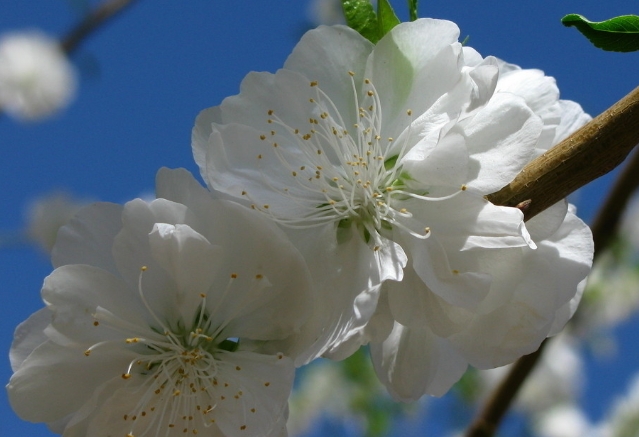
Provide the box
[377,0,401,37]
[342,0,380,43]
[561,14,639,52]
[408,0,418,21]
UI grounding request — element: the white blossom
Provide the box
[7,168,313,437]
[595,374,639,437]
[307,0,346,26]
[478,333,584,415]
[192,19,594,398]
[534,404,593,437]
[0,31,76,121]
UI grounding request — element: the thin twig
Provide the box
[465,86,639,437]
[61,0,140,54]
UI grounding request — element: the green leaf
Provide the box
[342,0,380,43]
[377,0,401,37]
[561,14,639,52]
[408,0,418,21]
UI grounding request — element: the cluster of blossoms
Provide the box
[0,31,76,121]
[7,18,594,437]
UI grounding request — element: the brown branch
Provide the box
[487,85,639,221]
[465,86,639,437]
[60,0,140,54]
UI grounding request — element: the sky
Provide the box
[2,0,639,436]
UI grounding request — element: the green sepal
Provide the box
[341,0,401,44]
[408,0,418,21]
[562,14,639,52]
[342,0,380,43]
[377,0,401,37]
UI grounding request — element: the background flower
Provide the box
[0,31,76,121]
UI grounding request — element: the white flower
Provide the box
[25,191,89,253]
[192,18,594,397]
[478,333,584,415]
[595,373,639,437]
[7,168,313,437]
[534,404,593,437]
[307,0,346,26]
[0,31,76,121]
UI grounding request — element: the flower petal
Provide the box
[52,202,123,274]
[149,223,223,323]
[464,93,541,193]
[7,340,137,423]
[9,307,51,371]
[370,322,467,400]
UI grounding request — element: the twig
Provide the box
[61,0,140,54]
[465,86,639,437]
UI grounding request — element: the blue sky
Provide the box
[2,1,639,435]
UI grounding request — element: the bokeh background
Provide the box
[2,1,639,435]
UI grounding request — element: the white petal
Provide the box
[193,200,313,345]
[386,266,473,337]
[149,223,223,322]
[496,65,559,123]
[366,19,463,139]
[449,212,592,367]
[192,105,223,176]
[464,93,541,193]
[112,198,189,317]
[553,100,591,145]
[7,340,137,423]
[9,307,51,371]
[275,224,404,365]
[213,351,294,437]
[403,130,469,188]
[41,265,151,346]
[284,24,373,121]
[370,322,467,400]
[52,202,123,273]
[155,167,218,210]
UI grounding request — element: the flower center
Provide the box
[83,267,255,437]
[243,72,430,248]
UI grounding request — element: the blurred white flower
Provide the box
[478,333,584,415]
[288,361,351,435]
[0,31,76,121]
[193,18,593,400]
[594,374,639,437]
[534,404,593,437]
[577,251,639,345]
[8,168,314,437]
[620,197,639,251]
[25,191,89,253]
[307,0,345,26]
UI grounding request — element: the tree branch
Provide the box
[61,0,140,54]
[465,86,639,437]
